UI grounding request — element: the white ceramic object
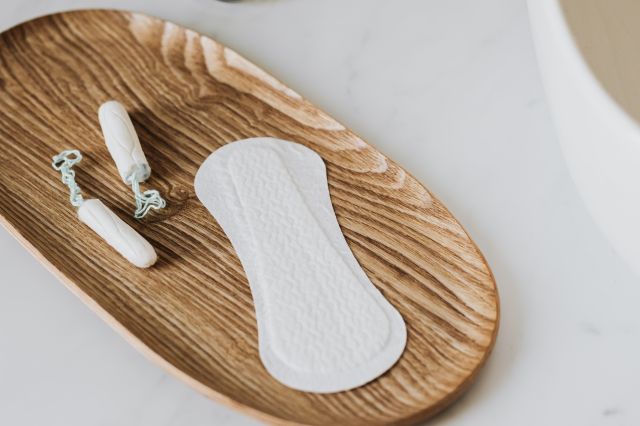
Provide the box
[528,0,640,275]
[194,138,406,393]
[78,199,157,268]
[98,100,150,183]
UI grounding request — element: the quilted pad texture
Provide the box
[195,137,407,393]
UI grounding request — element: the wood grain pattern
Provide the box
[0,10,499,425]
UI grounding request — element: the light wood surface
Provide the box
[0,10,499,425]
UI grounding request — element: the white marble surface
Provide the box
[1,1,639,425]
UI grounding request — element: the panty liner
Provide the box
[195,137,406,393]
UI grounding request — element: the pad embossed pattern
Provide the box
[195,137,407,393]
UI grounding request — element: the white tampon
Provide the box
[78,199,157,268]
[98,100,150,183]
[98,100,166,219]
[52,150,158,268]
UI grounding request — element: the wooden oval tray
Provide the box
[0,10,499,425]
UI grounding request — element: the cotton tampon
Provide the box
[77,199,157,268]
[98,100,150,183]
[52,149,158,268]
[98,100,166,219]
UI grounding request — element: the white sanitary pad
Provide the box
[194,137,406,393]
